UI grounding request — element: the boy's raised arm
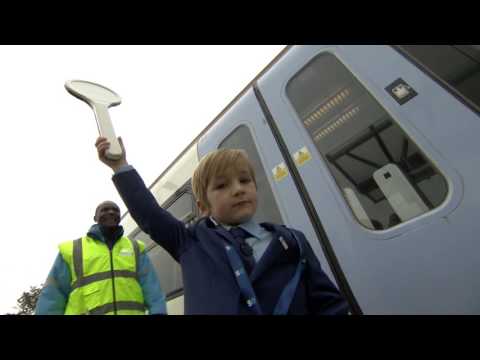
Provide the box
[95,136,188,260]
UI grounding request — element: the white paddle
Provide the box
[65,80,123,160]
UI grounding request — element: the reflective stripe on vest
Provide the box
[71,270,139,290]
[71,237,141,280]
[59,235,146,315]
[84,301,146,315]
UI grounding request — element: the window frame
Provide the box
[391,45,480,117]
[284,49,452,232]
[161,179,199,226]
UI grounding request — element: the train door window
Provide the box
[219,125,283,225]
[395,45,480,113]
[286,52,448,230]
[162,184,199,227]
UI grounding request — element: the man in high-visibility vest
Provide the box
[35,200,166,315]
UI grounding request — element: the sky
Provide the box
[0,45,285,314]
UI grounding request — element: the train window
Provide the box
[163,186,198,226]
[129,186,199,299]
[166,192,194,222]
[396,45,480,113]
[132,230,183,299]
[219,125,283,225]
[286,52,448,230]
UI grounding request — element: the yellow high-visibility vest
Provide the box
[59,235,146,315]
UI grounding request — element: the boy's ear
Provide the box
[196,200,210,217]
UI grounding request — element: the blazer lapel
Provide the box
[250,223,283,283]
[198,221,295,285]
[195,220,232,272]
[209,222,279,284]
[250,223,301,284]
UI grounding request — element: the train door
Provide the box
[256,45,480,314]
[196,87,363,311]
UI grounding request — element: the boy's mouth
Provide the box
[233,200,251,208]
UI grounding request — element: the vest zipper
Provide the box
[109,248,118,315]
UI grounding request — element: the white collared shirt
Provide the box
[210,216,273,262]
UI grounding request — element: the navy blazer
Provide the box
[113,168,350,315]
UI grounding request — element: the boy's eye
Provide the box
[215,183,226,189]
[240,178,252,184]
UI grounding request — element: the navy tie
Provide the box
[229,227,255,275]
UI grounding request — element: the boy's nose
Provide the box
[232,181,245,195]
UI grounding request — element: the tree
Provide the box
[10,284,43,315]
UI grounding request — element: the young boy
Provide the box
[95,136,350,315]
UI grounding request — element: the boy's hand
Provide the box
[95,136,128,172]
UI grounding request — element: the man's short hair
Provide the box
[192,148,256,208]
[94,201,119,219]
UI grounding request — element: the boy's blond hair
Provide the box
[192,148,256,209]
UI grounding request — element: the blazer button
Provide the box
[279,236,288,250]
